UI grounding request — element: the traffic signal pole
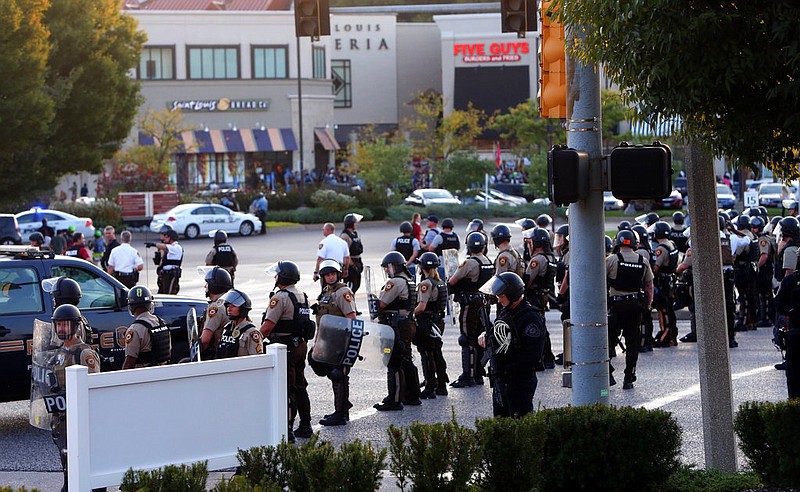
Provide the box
[564,20,609,405]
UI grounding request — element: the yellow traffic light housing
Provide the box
[538,0,566,119]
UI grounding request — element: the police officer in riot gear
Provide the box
[392,221,422,275]
[523,228,557,369]
[341,213,364,293]
[260,260,314,440]
[491,225,524,276]
[632,224,657,351]
[554,224,570,323]
[651,221,679,347]
[466,219,489,255]
[515,218,536,262]
[41,277,96,354]
[199,267,233,359]
[774,268,800,397]
[732,215,757,332]
[751,216,776,328]
[607,230,654,389]
[311,259,358,426]
[670,212,689,253]
[146,225,184,294]
[449,232,495,387]
[429,217,460,256]
[374,251,421,410]
[122,286,172,369]
[414,252,449,398]
[536,214,555,244]
[775,216,800,283]
[720,214,744,348]
[206,230,238,284]
[216,289,263,358]
[676,238,697,343]
[479,272,544,417]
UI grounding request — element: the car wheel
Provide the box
[1,237,15,245]
[184,224,200,240]
[239,221,254,236]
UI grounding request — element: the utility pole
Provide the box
[296,37,305,204]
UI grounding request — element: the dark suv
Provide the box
[0,246,207,402]
[674,176,688,197]
[0,214,22,245]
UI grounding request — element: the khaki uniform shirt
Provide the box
[316,282,357,324]
[495,245,523,275]
[224,319,264,357]
[606,249,654,296]
[417,278,439,306]
[450,254,489,283]
[758,235,776,261]
[525,252,549,287]
[124,311,162,367]
[265,285,306,336]
[379,274,411,315]
[653,240,675,272]
[680,248,693,269]
[202,296,229,349]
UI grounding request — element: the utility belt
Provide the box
[115,271,138,277]
[609,292,643,303]
[158,266,182,277]
[454,291,484,304]
[267,333,302,348]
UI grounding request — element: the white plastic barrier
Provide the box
[65,346,287,491]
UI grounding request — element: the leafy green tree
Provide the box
[348,129,411,206]
[488,99,561,155]
[404,90,485,161]
[434,151,496,193]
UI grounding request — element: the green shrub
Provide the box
[0,487,40,492]
[660,465,762,492]
[388,413,482,492]
[119,460,208,492]
[474,412,546,492]
[734,399,800,487]
[212,474,283,492]
[51,199,123,231]
[311,189,358,212]
[266,207,373,224]
[539,404,681,492]
[386,203,558,222]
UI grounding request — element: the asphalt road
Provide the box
[0,219,791,489]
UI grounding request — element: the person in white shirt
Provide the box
[313,223,350,282]
[107,230,144,288]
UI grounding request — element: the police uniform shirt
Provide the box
[225,319,264,357]
[340,231,362,259]
[107,243,143,274]
[203,296,229,348]
[495,246,522,275]
[205,244,238,268]
[264,285,306,332]
[422,228,440,247]
[379,275,411,314]
[417,279,439,305]
[53,343,101,390]
[318,234,350,265]
[124,311,162,365]
[653,240,676,271]
[162,242,183,269]
[450,255,484,284]
[391,236,421,259]
[317,283,357,324]
[680,248,693,269]
[606,249,654,296]
[758,235,776,260]
[735,230,755,256]
[781,243,799,271]
[525,253,549,286]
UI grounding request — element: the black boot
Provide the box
[294,420,313,438]
[319,411,349,426]
[375,369,404,410]
[451,346,475,387]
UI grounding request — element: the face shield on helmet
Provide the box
[41,277,82,307]
[318,259,342,282]
[51,304,84,341]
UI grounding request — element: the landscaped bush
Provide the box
[388,414,482,492]
[660,466,762,492]
[51,199,123,231]
[266,207,373,225]
[474,412,546,492]
[538,404,681,492]
[734,400,800,487]
[119,461,208,492]
[310,189,358,212]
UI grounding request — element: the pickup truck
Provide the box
[0,246,207,402]
[118,191,180,227]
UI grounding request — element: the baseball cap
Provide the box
[425,215,439,223]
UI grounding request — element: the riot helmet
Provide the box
[554,224,569,251]
[617,220,632,231]
[652,221,671,240]
[159,224,174,235]
[29,232,44,245]
[418,251,440,269]
[779,216,800,238]
[727,209,739,220]
[318,259,342,279]
[381,251,407,277]
[515,218,536,231]
[220,288,252,319]
[266,261,301,286]
[213,230,228,245]
[757,206,769,217]
[52,304,83,341]
[718,215,727,231]
[631,225,650,250]
[604,235,613,254]
[204,266,233,295]
[466,231,487,254]
[441,218,455,230]
[736,214,751,230]
[127,285,154,316]
[749,216,765,232]
[530,228,551,250]
[616,230,637,248]
[52,277,82,307]
[672,211,685,225]
[488,272,525,303]
[490,224,512,247]
[344,213,362,229]
[645,212,660,226]
[536,214,552,228]
[399,221,413,234]
[466,218,484,233]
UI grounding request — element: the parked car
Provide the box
[651,189,684,210]
[403,188,461,207]
[757,183,791,208]
[150,203,262,239]
[487,188,528,206]
[674,176,688,197]
[716,184,737,209]
[604,191,624,211]
[0,215,22,245]
[468,191,510,207]
[0,245,207,402]
[16,208,95,238]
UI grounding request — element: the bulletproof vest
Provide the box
[385,273,417,313]
[453,255,495,293]
[655,242,679,274]
[394,236,414,261]
[636,247,655,269]
[502,246,526,277]
[422,278,448,318]
[216,321,256,359]
[556,258,567,283]
[532,253,557,293]
[51,344,88,391]
[316,282,348,317]
[212,244,236,267]
[609,252,646,292]
[435,231,461,256]
[161,242,184,268]
[344,229,363,256]
[775,242,799,281]
[750,237,762,263]
[272,289,315,339]
[64,245,80,257]
[669,227,689,253]
[720,234,734,266]
[131,317,171,365]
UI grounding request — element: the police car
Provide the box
[0,246,207,402]
[150,203,262,239]
[16,208,96,238]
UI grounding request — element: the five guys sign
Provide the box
[453,41,529,63]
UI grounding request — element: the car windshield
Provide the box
[421,190,453,199]
[760,184,783,194]
[717,184,733,195]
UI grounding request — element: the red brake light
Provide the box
[85,219,92,227]
[168,217,176,222]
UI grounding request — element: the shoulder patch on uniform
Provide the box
[124,331,134,345]
[208,306,218,318]
[686,249,692,257]
[83,353,98,370]
[269,297,279,308]
[760,239,767,247]
[318,243,323,249]
[530,260,538,268]
[343,292,354,303]
[655,248,663,257]
[420,283,429,293]
[384,281,394,291]
[498,256,508,267]
[458,260,466,268]
[250,330,261,343]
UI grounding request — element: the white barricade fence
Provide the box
[66,345,287,490]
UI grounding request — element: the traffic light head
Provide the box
[548,145,589,206]
[609,142,673,200]
[294,0,330,39]
[538,0,566,118]
[501,0,537,38]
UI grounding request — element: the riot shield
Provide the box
[30,319,64,430]
[442,248,461,324]
[364,265,380,320]
[187,307,201,362]
[311,314,394,370]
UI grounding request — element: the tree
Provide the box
[487,99,561,155]
[347,128,411,207]
[404,90,485,162]
[434,151,496,193]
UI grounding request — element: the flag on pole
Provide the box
[494,142,502,169]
